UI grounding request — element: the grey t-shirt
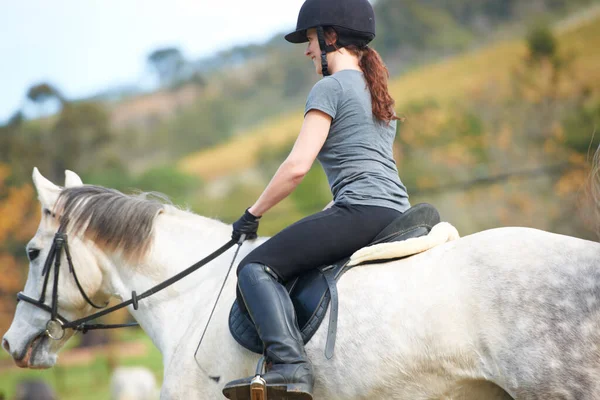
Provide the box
[305,69,410,213]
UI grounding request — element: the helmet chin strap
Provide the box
[316,26,332,77]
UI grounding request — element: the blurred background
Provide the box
[2,0,600,398]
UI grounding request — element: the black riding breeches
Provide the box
[237,203,402,282]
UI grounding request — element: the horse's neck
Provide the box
[106,209,243,365]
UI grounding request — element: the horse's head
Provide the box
[2,168,111,368]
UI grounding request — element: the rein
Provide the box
[17,223,241,340]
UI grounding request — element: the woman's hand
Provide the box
[232,208,261,241]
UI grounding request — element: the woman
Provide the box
[223,0,410,398]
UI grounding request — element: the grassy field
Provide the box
[0,329,163,400]
[178,13,600,181]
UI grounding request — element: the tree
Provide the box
[526,22,557,62]
[147,47,186,87]
[0,164,39,334]
[7,110,24,127]
[24,82,66,118]
[49,102,113,180]
[26,82,65,105]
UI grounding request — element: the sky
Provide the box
[0,0,307,123]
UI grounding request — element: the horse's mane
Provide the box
[55,185,166,262]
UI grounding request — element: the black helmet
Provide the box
[285,0,376,46]
[285,0,375,76]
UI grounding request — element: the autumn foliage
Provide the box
[0,164,40,334]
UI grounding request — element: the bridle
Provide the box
[17,222,241,341]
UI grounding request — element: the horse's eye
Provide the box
[27,249,40,262]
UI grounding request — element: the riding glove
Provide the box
[232,208,261,241]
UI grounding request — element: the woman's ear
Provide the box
[324,28,338,47]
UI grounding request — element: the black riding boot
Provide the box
[222,263,314,400]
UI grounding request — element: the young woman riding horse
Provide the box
[223,0,413,398]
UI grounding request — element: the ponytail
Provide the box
[323,27,400,123]
[358,46,400,123]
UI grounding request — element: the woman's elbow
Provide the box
[283,160,310,182]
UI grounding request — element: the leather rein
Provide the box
[16,222,241,341]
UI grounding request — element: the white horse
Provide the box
[3,168,600,399]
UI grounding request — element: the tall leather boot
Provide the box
[223,263,314,400]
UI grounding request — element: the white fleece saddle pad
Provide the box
[348,222,460,266]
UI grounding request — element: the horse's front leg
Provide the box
[162,333,257,399]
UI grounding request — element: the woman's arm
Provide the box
[248,110,331,217]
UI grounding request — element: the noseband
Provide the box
[17,223,240,341]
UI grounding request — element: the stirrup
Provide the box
[248,356,267,400]
[224,353,313,400]
[250,375,267,400]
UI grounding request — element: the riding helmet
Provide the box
[284,0,376,47]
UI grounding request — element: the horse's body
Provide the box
[3,169,600,399]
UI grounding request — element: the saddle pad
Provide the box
[228,203,441,355]
[348,222,460,266]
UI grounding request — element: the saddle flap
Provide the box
[289,268,329,328]
[229,299,263,354]
[228,263,342,355]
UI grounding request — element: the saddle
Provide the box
[228,203,441,358]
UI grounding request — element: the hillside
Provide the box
[179,10,600,182]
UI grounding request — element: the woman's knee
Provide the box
[236,262,258,284]
[237,262,283,285]
[237,251,260,275]
[236,258,250,276]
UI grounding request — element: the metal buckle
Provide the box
[46,319,65,340]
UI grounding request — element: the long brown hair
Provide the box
[324,27,400,123]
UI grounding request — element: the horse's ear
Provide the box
[32,167,61,208]
[65,170,83,187]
